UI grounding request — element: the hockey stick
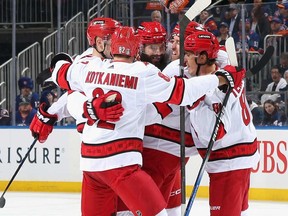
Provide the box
[178,0,212,212]
[184,81,233,216]
[0,138,38,208]
[246,46,274,78]
[225,37,275,78]
[206,0,224,10]
[184,39,274,215]
[184,37,238,215]
[225,37,238,67]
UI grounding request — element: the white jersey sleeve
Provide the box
[47,92,71,121]
[162,59,191,78]
[140,62,219,105]
[47,49,97,121]
[51,56,103,91]
[66,91,87,125]
[50,59,221,172]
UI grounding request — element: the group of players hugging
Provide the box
[30,16,259,216]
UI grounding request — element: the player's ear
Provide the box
[95,37,104,51]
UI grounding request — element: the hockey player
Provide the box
[50,26,236,216]
[139,21,231,216]
[184,30,260,216]
[168,21,230,74]
[117,22,199,216]
[137,21,170,70]
[30,17,121,143]
[116,22,190,216]
[116,21,231,216]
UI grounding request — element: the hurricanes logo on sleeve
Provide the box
[158,71,170,82]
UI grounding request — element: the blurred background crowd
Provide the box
[0,0,288,127]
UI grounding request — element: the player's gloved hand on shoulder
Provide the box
[83,92,124,125]
[50,52,73,72]
[223,65,246,89]
[215,69,235,91]
[30,103,58,143]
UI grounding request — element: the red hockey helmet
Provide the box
[137,21,167,45]
[171,24,180,38]
[111,26,140,57]
[87,17,121,46]
[211,33,220,49]
[184,31,219,59]
[184,21,207,39]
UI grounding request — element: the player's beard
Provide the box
[140,53,166,70]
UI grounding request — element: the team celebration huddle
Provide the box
[28,3,259,216]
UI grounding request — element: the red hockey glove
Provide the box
[30,103,58,143]
[223,65,246,89]
[50,52,73,71]
[83,92,124,125]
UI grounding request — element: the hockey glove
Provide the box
[215,69,235,91]
[223,65,246,89]
[83,92,124,125]
[30,103,58,143]
[50,52,73,71]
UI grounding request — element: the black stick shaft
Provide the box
[184,90,231,216]
[0,138,38,199]
[179,15,190,207]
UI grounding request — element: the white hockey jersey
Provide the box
[188,81,260,173]
[144,59,197,157]
[52,58,220,172]
[143,49,230,158]
[47,48,95,119]
[47,48,96,131]
[47,92,71,120]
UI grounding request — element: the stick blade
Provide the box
[225,37,238,67]
[247,46,275,77]
[184,0,212,21]
[0,197,6,208]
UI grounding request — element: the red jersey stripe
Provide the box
[197,139,258,161]
[56,63,71,90]
[81,138,143,158]
[145,123,195,147]
[166,78,185,105]
[153,102,173,119]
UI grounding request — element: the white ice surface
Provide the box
[0,192,288,216]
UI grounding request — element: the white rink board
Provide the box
[186,128,288,189]
[0,128,288,190]
[0,128,82,182]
